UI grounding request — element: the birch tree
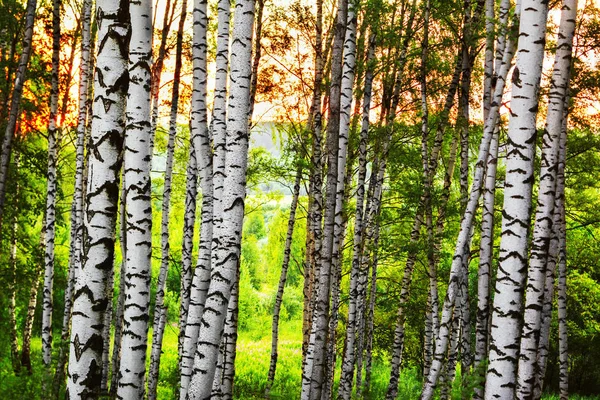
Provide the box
[516,0,576,396]
[419,13,519,398]
[185,1,255,397]
[116,0,153,396]
[148,1,188,397]
[67,0,129,395]
[179,0,211,394]
[301,0,347,397]
[41,0,60,367]
[485,0,550,397]
[0,0,36,232]
[265,166,302,398]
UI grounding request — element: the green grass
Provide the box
[2,323,599,400]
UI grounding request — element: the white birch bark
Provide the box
[301,0,347,397]
[8,152,20,372]
[211,266,240,399]
[557,105,568,400]
[115,0,153,397]
[484,0,550,397]
[100,265,114,393]
[0,0,36,229]
[516,0,576,396]
[148,1,188,396]
[265,166,302,398]
[41,0,60,366]
[185,1,255,397]
[109,183,127,397]
[179,0,212,394]
[335,2,361,397]
[22,264,43,373]
[179,140,198,364]
[420,25,518,400]
[301,0,324,364]
[67,0,128,395]
[533,129,564,399]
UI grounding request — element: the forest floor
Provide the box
[1,321,598,400]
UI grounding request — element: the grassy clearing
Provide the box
[2,323,598,399]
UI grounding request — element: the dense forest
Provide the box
[1,0,600,398]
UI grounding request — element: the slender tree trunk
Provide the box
[8,151,20,373]
[352,34,377,394]
[248,0,265,125]
[557,124,568,400]
[149,0,175,151]
[265,166,303,398]
[109,183,127,398]
[100,266,114,393]
[211,265,240,399]
[0,0,36,230]
[66,0,129,394]
[179,0,212,394]
[302,0,324,364]
[420,21,518,400]
[115,0,153,397]
[533,127,566,400]
[334,2,361,397]
[148,1,188,397]
[472,127,499,399]
[302,0,347,397]
[41,0,61,367]
[179,139,198,366]
[516,0,575,396]
[22,263,43,374]
[484,1,549,397]
[185,2,255,397]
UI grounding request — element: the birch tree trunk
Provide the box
[211,265,240,399]
[185,1,254,397]
[484,1,550,397]
[533,125,566,399]
[0,0,36,230]
[179,0,211,394]
[301,0,324,361]
[179,140,198,365]
[115,0,153,397]
[8,151,20,373]
[302,0,347,398]
[557,126,568,400]
[265,166,302,398]
[148,1,188,397]
[352,34,377,394]
[516,0,575,396]
[22,263,43,374]
[67,0,129,394]
[41,0,61,366]
[420,23,518,400]
[100,266,114,393]
[109,184,127,398]
[335,1,362,396]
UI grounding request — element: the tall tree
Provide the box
[265,166,303,398]
[66,0,129,395]
[419,11,519,398]
[184,0,255,397]
[179,0,212,394]
[148,0,188,397]
[41,0,61,367]
[54,0,95,390]
[0,0,36,234]
[116,0,153,396]
[301,0,347,398]
[516,0,576,396]
[484,0,550,397]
